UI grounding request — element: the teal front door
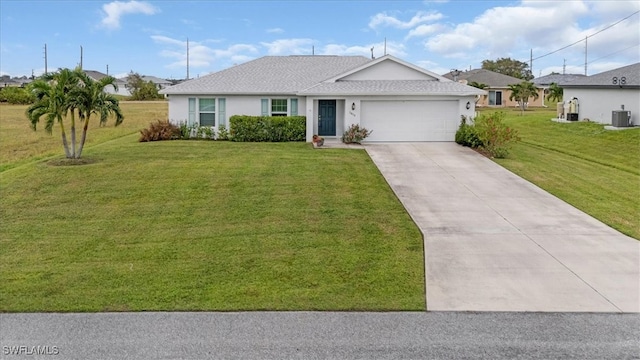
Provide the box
[318,100,336,136]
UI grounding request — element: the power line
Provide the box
[587,43,640,65]
[527,10,639,62]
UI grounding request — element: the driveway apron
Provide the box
[365,143,640,312]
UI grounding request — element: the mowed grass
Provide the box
[0,110,425,311]
[492,108,640,239]
[0,101,167,171]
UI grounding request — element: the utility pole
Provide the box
[80,46,83,69]
[529,48,533,77]
[106,64,109,75]
[186,38,190,80]
[384,37,387,56]
[584,36,588,75]
[43,43,48,75]
[563,59,566,75]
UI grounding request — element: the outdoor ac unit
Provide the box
[612,111,631,127]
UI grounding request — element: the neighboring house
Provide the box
[1,75,31,88]
[160,55,485,142]
[559,62,640,125]
[83,70,131,97]
[533,74,586,107]
[142,75,172,90]
[442,69,544,108]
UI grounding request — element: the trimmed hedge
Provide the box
[229,115,306,142]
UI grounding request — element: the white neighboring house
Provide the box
[159,55,485,142]
[142,75,172,90]
[560,63,640,125]
[83,70,131,97]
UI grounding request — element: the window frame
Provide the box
[198,98,216,126]
[270,98,288,116]
[488,90,503,106]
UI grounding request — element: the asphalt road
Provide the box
[1,312,639,359]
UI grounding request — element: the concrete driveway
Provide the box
[365,143,639,312]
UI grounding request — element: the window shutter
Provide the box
[290,98,298,116]
[218,98,226,126]
[188,98,196,126]
[261,99,269,116]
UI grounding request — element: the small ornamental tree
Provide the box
[508,81,539,115]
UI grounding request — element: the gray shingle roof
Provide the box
[160,56,370,95]
[142,75,171,84]
[559,63,640,88]
[299,80,485,96]
[532,74,586,86]
[83,70,126,85]
[442,69,526,87]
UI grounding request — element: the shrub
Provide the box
[229,115,305,142]
[0,87,34,104]
[139,120,181,142]
[473,112,519,158]
[217,124,230,140]
[196,126,215,140]
[341,124,372,144]
[455,116,482,148]
[178,121,192,139]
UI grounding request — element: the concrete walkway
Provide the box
[365,143,640,312]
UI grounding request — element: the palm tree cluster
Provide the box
[26,67,124,159]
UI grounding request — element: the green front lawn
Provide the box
[495,109,640,239]
[0,138,425,312]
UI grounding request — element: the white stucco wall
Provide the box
[563,88,640,125]
[167,95,307,127]
[305,95,478,142]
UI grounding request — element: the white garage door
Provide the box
[361,100,459,141]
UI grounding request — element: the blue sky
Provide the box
[1,0,639,80]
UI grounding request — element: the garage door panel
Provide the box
[361,100,458,142]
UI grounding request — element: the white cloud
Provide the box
[321,40,407,58]
[152,35,257,70]
[425,2,591,59]
[420,1,639,75]
[260,38,314,55]
[369,10,443,30]
[267,28,284,34]
[406,24,442,39]
[100,1,159,30]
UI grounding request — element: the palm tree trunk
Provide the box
[76,116,90,159]
[58,118,72,158]
[70,110,77,158]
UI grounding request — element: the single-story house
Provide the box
[531,74,586,107]
[159,55,485,142]
[442,69,544,108]
[84,70,131,97]
[141,75,173,90]
[559,62,639,125]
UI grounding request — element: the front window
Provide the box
[271,99,287,116]
[199,98,215,126]
[488,91,502,106]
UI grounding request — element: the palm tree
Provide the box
[26,68,79,158]
[468,81,488,90]
[546,82,563,104]
[74,71,124,158]
[508,81,539,115]
[468,81,488,104]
